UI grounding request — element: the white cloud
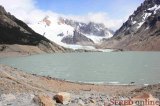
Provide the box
[0,0,126,30]
[0,0,36,22]
[0,0,35,14]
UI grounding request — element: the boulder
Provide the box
[53,92,71,105]
[34,95,55,106]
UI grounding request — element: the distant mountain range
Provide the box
[29,16,114,49]
[1,0,160,52]
[101,0,160,51]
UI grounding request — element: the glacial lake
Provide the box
[0,52,160,85]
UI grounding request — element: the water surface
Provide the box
[0,52,160,85]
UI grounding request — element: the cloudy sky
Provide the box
[0,0,144,30]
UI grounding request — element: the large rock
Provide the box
[53,92,71,105]
[34,95,55,106]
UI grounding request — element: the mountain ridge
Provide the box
[29,16,114,50]
[0,5,70,53]
[100,0,160,51]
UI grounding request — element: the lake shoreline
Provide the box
[0,64,139,106]
[0,64,160,105]
[0,64,140,95]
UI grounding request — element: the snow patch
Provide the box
[137,21,144,29]
[136,12,152,29]
[143,13,152,20]
[83,31,113,44]
[84,34,106,43]
[148,4,160,14]
[132,21,137,24]
[29,17,74,46]
[29,16,113,51]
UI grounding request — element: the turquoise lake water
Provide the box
[0,52,160,85]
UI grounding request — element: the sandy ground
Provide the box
[0,44,45,58]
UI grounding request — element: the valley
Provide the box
[0,0,160,106]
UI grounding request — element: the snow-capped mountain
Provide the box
[114,0,160,36]
[0,5,68,53]
[101,0,160,51]
[29,16,113,49]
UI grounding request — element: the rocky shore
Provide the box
[0,64,160,106]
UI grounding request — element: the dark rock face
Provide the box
[101,0,160,51]
[0,5,49,45]
[61,30,94,45]
[58,18,114,45]
[79,22,108,37]
[0,5,67,52]
[57,33,64,37]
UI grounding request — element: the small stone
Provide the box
[90,99,96,104]
[53,92,71,105]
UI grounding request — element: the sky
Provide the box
[36,0,143,19]
[0,0,144,30]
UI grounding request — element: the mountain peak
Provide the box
[42,16,51,26]
[0,5,6,15]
